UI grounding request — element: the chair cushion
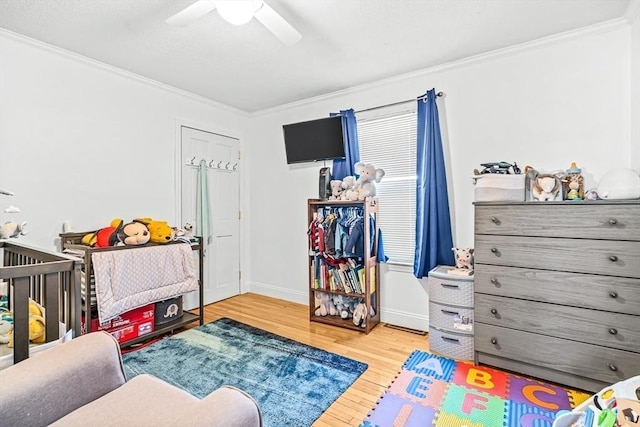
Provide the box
[51,374,198,426]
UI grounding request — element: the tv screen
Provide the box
[282,116,346,164]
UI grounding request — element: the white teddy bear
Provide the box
[340,176,359,201]
[328,180,344,200]
[354,162,385,200]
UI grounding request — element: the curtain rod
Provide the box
[355,91,444,114]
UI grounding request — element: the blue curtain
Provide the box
[413,89,454,278]
[331,109,360,180]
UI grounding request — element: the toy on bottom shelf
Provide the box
[552,375,640,427]
[0,311,13,344]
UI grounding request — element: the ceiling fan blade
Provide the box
[166,0,217,27]
[254,2,302,46]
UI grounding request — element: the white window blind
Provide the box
[357,103,416,265]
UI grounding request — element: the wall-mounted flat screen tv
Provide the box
[282,116,346,164]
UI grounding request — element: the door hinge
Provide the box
[238,210,241,220]
[238,271,242,280]
[238,150,241,160]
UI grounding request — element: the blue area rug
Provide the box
[122,317,368,427]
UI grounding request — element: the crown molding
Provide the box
[0,28,249,117]
[626,0,640,23]
[251,17,629,117]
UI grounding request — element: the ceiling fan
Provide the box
[166,0,302,46]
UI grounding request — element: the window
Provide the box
[357,103,416,265]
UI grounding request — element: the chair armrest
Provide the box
[0,331,126,427]
[185,386,263,427]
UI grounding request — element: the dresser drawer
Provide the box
[474,265,640,315]
[428,273,474,307]
[429,301,473,334]
[475,324,640,385]
[475,294,640,352]
[429,326,474,360]
[475,235,640,278]
[475,203,640,240]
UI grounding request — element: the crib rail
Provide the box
[0,240,81,364]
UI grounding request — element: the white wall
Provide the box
[246,22,632,331]
[630,4,640,172]
[0,31,248,251]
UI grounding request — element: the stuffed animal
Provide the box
[340,176,359,201]
[183,223,194,239]
[353,302,368,327]
[82,219,123,247]
[314,291,336,317]
[328,180,344,200]
[117,221,150,245]
[0,311,13,344]
[7,299,46,347]
[135,218,175,243]
[452,247,474,270]
[0,221,28,239]
[354,162,385,200]
[526,167,563,201]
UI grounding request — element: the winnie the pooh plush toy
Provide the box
[7,299,46,347]
[134,218,175,243]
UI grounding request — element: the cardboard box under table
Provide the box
[82,304,155,344]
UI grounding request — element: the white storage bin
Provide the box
[473,174,525,202]
[428,266,474,307]
[429,326,475,360]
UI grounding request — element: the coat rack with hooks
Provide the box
[185,157,238,172]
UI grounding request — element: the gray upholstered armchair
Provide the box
[0,331,262,427]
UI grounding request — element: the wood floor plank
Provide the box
[190,292,430,427]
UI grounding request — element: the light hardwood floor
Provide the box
[189,292,430,427]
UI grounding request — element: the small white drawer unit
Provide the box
[428,265,475,360]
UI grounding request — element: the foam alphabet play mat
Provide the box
[361,351,592,427]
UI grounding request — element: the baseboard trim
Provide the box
[247,281,307,305]
[381,308,428,333]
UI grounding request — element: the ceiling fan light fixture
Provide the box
[216,0,263,25]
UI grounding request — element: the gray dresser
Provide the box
[473,200,640,392]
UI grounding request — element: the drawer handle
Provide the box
[609,255,618,262]
[609,328,618,335]
[609,291,618,298]
[609,218,617,225]
[441,284,460,289]
[490,338,497,345]
[490,278,499,285]
[491,216,499,224]
[490,247,498,253]
[608,364,618,372]
[441,310,459,316]
[442,336,460,343]
[490,308,498,315]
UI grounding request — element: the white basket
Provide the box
[429,326,475,361]
[429,301,473,335]
[428,267,474,307]
[473,174,525,202]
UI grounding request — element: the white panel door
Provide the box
[180,126,240,307]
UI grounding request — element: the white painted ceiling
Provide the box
[0,0,632,113]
